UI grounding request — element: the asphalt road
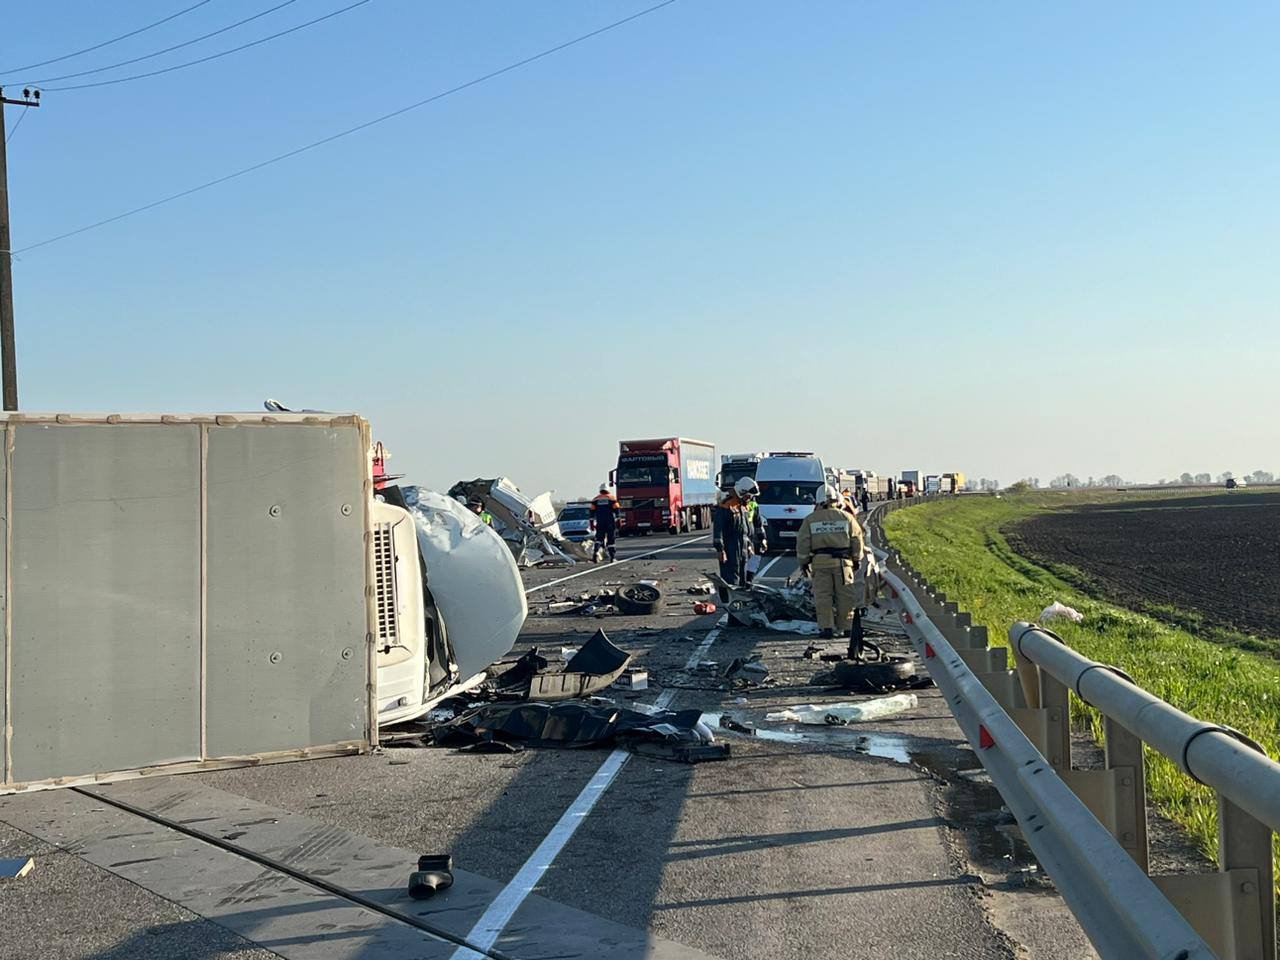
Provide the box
[0,527,1096,960]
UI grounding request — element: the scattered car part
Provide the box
[408,855,454,898]
[615,583,662,616]
[693,601,717,615]
[493,630,632,701]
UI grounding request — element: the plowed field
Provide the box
[1007,492,1280,641]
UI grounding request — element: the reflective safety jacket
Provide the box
[589,492,619,526]
[796,506,864,565]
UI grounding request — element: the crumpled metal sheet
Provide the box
[448,477,592,567]
[492,629,633,701]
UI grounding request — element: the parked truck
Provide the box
[719,451,767,491]
[851,470,892,501]
[612,438,718,535]
[943,471,967,492]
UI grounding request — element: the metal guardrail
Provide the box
[1010,622,1278,960]
[868,498,1276,960]
[879,564,1215,960]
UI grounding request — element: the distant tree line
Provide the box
[1001,470,1275,492]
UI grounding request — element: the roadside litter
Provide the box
[765,694,918,725]
[432,700,727,762]
[407,855,454,899]
[0,857,34,880]
[491,629,631,701]
[445,477,591,567]
[1040,601,1084,624]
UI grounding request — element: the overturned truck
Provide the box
[0,413,525,793]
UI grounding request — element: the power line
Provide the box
[44,0,375,92]
[0,0,219,76]
[14,0,679,256]
[27,0,303,86]
[4,107,28,146]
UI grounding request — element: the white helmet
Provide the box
[599,483,611,494]
[815,483,840,505]
[734,477,760,498]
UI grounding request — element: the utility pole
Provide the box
[0,87,40,411]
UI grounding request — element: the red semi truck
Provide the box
[610,438,718,535]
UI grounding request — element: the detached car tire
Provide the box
[615,583,662,616]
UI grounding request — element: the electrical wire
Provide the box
[26,0,303,86]
[43,0,374,92]
[14,0,679,256]
[0,0,219,76]
[4,106,28,145]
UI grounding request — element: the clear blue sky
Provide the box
[4,1,1277,496]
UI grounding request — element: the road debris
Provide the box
[614,583,662,615]
[615,667,649,690]
[407,855,454,898]
[447,477,592,567]
[765,694,919,725]
[492,629,632,700]
[723,655,770,689]
[0,857,34,880]
[432,700,722,761]
[692,601,717,615]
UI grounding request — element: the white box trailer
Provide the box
[0,413,524,793]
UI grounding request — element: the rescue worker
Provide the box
[467,496,493,526]
[588,483,619,563]
[796,483,866,648]
[713,477,766,596]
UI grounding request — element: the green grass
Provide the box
[883,491,1280,879]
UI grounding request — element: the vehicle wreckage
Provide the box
[448,478,593,567]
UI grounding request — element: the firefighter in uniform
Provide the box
[588,483,620,563]
[796,483,866,646]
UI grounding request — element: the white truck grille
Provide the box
[372,521,398,648]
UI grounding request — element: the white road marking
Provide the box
[451,617,726,957]
[754,554,783,580]
[525,535,709,594]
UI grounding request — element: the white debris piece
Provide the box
[766,619,821,636]
[1039,601,1084,624]
[766,694,918,725]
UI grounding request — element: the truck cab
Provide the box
[718,452,766,492]
[372,484,527,726]
[755,452,826,553]
[613,438,717,535]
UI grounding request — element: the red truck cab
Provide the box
[610,437,717,535]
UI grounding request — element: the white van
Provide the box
[755,452,826,553]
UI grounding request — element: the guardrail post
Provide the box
[1214,796,1274,960]
[1039,669,1073,770]
[1102,715,1149,873]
